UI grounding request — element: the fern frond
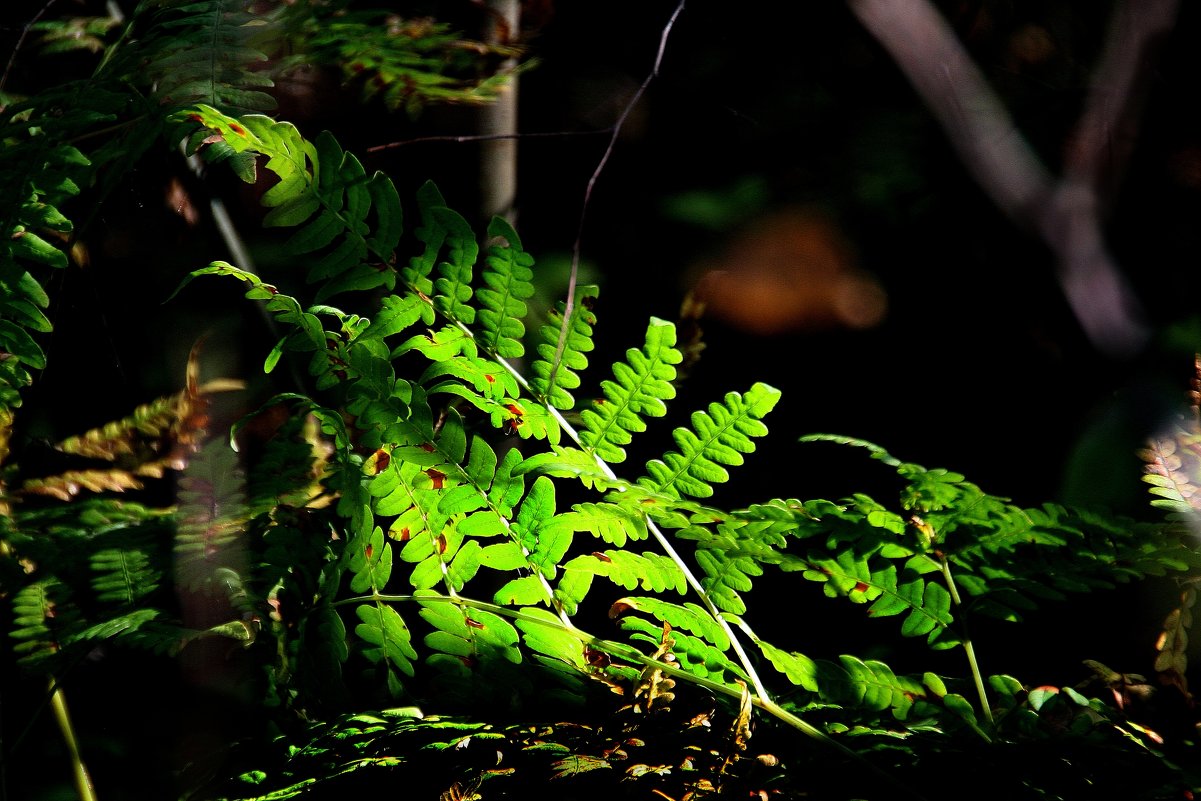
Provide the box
[640,383,781,499]
[417,594,521,672]
[354,601,418,697]
[107,0,276,113]
[611,597,731,651]
[0,125,88,407]
[89,545,160,605]
[177,107,403,299]
[562,551,686,594]
[529,285,599,411]
[245,411,336,510]
[578,318,682,464]
[616,614,740,682]
[1140,433,1201,522]
[21,469,145,501]
[476,216,535,359]
[9,578,76,667]
[52,373,245,477]
[175,438,249,590]
[281,9,521,115]
[515,446,630,491]
[756,642,938,722]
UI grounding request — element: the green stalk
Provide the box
[940,557,994,725]
[48,679,97,801]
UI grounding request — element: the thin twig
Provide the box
[366,128,610,154]
[0,0,59,98]
[544,0,686,393]
[848,0,1169,358]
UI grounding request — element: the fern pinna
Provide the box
[144,100,1201,787]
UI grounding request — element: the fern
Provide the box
[177,106,402,300]
[578,317,682,464]
[277,7,522,116]
[174,438,249,591]
[529,285,599,411]
[477,217,536,359]
[4,57,1192,796]
[640,382,781,499]
[104,0,276,113]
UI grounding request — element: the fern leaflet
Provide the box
[640,382,781,499]
[529,285,599,411]
[579,317,682,464]
[476,216,535,359]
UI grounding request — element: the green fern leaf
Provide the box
[9,579,75,667]
[822,655,929,719]
[579,318,682,463]
[558,502,648,547]
[553,569,594,617]
[90,546,159,605]
[515,446,629,491]
[113,0,277,113]
[430,206,478,323]
[529,285,599,411]
[617,615,739,681]
[488,447,526,518]
[513,607,586,669]
[640,382,781,499]
[799,433,903,467]
[348,524,393,594]
[397,181,478,323]
[562,551,686,594]
[476,217,535,358]
[359,293,434,341]
[66,609,164,646]
[0,135,87,406]
[610,597,730,651]
[421,354,519,403]
[693,548,761,615]
[354,602,418,696]
[757,641,820,692]
[511,476,574,579]
[175,439,248,591]
[393,325,478,362]
[418,595,521,666]
[178,107,402,299]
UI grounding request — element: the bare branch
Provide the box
[848,0,1168,358]
[545,0,687,391]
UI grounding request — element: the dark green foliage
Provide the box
[276,4,525,116]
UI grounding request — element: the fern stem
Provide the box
[538,396,774,701]
[48,679,98,801]
[939,558,993,725]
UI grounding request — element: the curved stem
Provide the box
[48,679,97,801]
[940,557,993,725]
